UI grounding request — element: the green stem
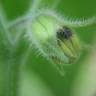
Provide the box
[0,18,14,47]
[4,62,21,96]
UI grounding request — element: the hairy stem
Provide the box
[4,62,21,96]
[0,19,13,47]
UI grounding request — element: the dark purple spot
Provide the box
[56,27,72,40]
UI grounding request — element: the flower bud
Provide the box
[27,13,81,66]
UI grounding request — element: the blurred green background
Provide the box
[0,0,96,96]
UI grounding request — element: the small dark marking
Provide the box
[56,26,72,40]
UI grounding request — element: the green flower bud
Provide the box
[9,10,82,75]
[27,12,81,66]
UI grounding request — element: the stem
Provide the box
[3,41,31,96]
[0,18,13,47]
[4,62,21,96]
[29,0,42,13]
